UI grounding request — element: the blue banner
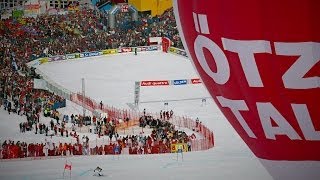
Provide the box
[81,51,102,58]
[173,79,188,85]
[139,46,159,52]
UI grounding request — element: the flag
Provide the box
[63,160,72,178]
[64,164,72,170]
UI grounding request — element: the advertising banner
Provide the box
[49,55,66,62]
[101,49,118,55]
[169,47,188,57]
[119,47,132,53]
[176,49,187,57]
[139,45,160,52]
[39,57,49,64]
[140,80,170,86]
[191,78,202,84]
[173,79,188,85]
[171,143,188,153]
[66,53,76,59]
[90,51,103,56]
[81,51,102,58]
[169,47,177,53]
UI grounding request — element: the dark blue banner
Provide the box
[173,79,188,85]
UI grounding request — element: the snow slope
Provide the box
[0,51,272,180]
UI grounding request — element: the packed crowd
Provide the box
[113,8,183,48]
[0,6,182,63]
[1,139,85,159]
[133,114,194,154]
[0,4,186,160]
[89,109,195,155]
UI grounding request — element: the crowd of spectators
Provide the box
[112,8,183,48]
[89,112,196,155]
[134,114,193,154]
[1,139,85,159]
[0,6,182,63]
[0,4,186,160]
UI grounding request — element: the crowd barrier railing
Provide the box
[71,92,214,151]
[35,68,72,101]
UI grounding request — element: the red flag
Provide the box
[64,164,72,170]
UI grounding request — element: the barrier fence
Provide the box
[70,92,214,151]
[0,93,214,161]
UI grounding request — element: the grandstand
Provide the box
[0,0,210,159]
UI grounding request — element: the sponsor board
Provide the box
[139,46,159,52]
[101,49,118,55]
[119,47,132,53]
[191,78,202,84]
[136,47,142,52]
[39,57,49,64]
[171,143,188,153]
[81,51,102,58]
[169,47,188,57]
[173,79,188,85]
[66,54,76,59]
[177,49,187,57]
[49,55,66,62]
[169,47,177,53]
[140,80,170,86]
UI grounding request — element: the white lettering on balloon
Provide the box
[292,104,320,140]
[192,12,318,141]
[275,42,320,89]
[257,102,302,140]
[216,96,316,140]
[222,38,272,87]
[192,23,319,89]
[194,35,230,85]
[216,96,257,138]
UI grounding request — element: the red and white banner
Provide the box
[174,0,320,163]
[191,78,201,84]
[141,80,169,86]
[119,47,132,53]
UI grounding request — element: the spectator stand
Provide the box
[0,7,214,161]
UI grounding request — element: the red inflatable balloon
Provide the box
[173,0,319,179]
